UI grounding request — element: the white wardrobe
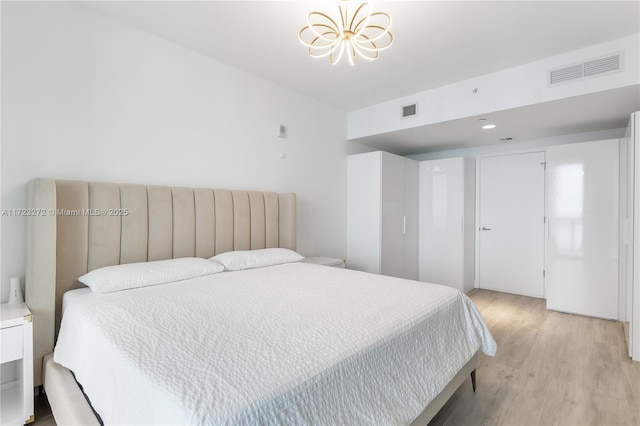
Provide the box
[418,158,475,292]
[347,151,418,280]
[545,139,620,320]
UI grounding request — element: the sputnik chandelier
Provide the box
[298,0,393,66]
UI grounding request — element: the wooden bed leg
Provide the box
[470,369,476,392]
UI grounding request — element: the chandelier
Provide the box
[298,0,393,66]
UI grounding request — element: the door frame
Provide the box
[474,149,547,296]
[632,112,640,361]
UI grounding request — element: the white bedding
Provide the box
[54,263,496,425]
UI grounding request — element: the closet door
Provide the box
[404,159,419,280]
[419,158,465,289]
[381,152,406,278]
[347,151,418,279]
[546,139,619,319]
[347,152,382,274]
[380,153,418,280]
[462,159,476,291]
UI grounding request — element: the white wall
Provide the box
[349,34,640,140]
[0,2,351,301]
[408,128,626,161]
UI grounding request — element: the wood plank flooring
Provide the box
[429,289,640,426]
[33,289,639,426]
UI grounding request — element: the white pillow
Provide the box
[79,257,224,293]
[209,248,304,271]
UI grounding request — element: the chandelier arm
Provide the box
[370,11,392,20]
[362,12,392,41]
[352,40,379,60]
[305,23,338,34]
[306,31,342,58]
[309,47,340,59]
[353,33,378,51]
[331,40,349,65]
[354,11,390,38]
[347,40,357,66]
[353,16,369,35]
[349,3,371,36]
[307,44,336,59]
[306,12,341,42]
[355,25,391,44]
[299,26,339,48]
[354,30,393,51]
[338,2,347,34]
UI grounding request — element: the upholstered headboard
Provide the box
[25,178,296,386]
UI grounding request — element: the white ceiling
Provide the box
[81,1,640,153]
[354,86,640,154]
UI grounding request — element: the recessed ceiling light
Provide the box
[482,124,496,130]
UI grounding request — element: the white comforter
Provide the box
[54,263,496,425]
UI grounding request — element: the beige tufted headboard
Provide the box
[25,178,296,386]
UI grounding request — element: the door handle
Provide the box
[481,227,492,231]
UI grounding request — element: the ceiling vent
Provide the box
[549,53,622,86]
[584,54,620,77]
[402,103,417,118]
[549,64,583,84]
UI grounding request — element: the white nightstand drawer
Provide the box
[0,325,23,363]
[1,303,33,425]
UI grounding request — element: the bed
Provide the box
[25,178,496,425]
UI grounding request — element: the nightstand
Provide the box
[1,303,34,425]
[301,257,346,268]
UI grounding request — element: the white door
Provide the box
[478,152,545,297]
[546,140,619,320]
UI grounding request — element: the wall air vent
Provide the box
[550,64,583,84]
[402,103,417,118]
[549,53,622,86]
[584,54,620,77]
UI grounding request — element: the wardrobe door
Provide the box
[404,158,419,280]
[347,151,418,279]
[381,152,407,279]
[419,158,464,289]
[347,152,382,274]
[462,159,476,292]
[546,139,619,319]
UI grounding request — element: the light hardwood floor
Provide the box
[429,289,640,426]
[32,289,639,426]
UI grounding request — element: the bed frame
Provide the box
[25,178,477,425]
